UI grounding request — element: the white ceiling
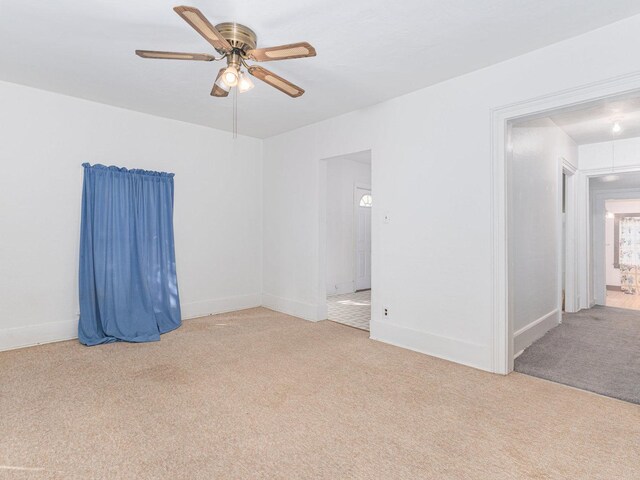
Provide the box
[550,95,640,145]
[2,0,640,138]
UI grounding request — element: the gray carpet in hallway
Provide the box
[515,306,640,404]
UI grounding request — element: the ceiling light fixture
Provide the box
[601,174,620,182]
[222,66,239,87]
[612,121,622,134]
[237,71,255,93]
[136,6,317,139]
[214,74,230,92]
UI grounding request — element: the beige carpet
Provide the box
[1,308,639,479]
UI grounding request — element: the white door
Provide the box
[355,187,372,290]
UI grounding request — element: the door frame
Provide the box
[353,183,372,291]
[560,158,578,314]
[491,70,640,374]
[318,150,373,323]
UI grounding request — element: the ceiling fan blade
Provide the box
[248,66,305,98]
[173,6,233,53]
[135,50,215,61]
[247,42,316,62]
[211,68,230,97]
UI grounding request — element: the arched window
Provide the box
[359,194,372,207]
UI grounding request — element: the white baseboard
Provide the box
[513,309,559,354]
[370,320,492,372]
[180,293,262,320]
[0,293,263,352]
[0,319,78,352]
[261,294,321,321]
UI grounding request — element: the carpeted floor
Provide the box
[1,308,639,479]
[515,306,640,404]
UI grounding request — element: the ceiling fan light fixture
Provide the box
[214,74,231,92]
[222,66,239,87]
[238,72,255,93]
[137,6,316,138]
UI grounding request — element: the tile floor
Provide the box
[327,290,371,331]
[606,289,640,310]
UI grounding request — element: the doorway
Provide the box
[590,177,640,310]
[491,71,640,375]
[507,118,576,358]
[506,93,640,404]
[321,151,372,331]
[561,162,578,313]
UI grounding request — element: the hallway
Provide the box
[514,306,640,404]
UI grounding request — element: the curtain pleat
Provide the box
[78,163,181,345]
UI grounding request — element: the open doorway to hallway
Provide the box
[324,151,371,331]
[508,91,640,404]
[591,173,640,313]
[592,188,640,310]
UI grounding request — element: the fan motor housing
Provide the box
[215,23,257,53]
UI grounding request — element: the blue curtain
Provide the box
[79,163,181,345]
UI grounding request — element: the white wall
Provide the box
[325,157,371,295]
[0,81,263,351]
[509,118,577,354]
[262,14,640,372]
[6,15,640,372]
[580,136,640,170]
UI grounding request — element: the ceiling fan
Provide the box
[136,6,316,98]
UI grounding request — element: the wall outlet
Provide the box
[384,307,388,317]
